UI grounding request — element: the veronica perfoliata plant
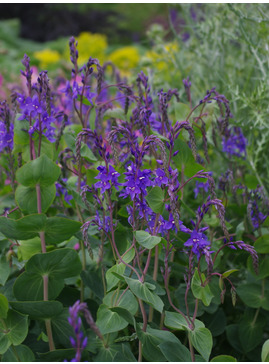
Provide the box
[0,32,266,363]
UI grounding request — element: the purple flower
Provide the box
[184,229,212,259]
[119,162,153,200]
[94,164,121,194]
[249,200,267,229]
[154,168,169,187]
[222,126,247,158]
[68,301,88,362]
[0,122,13,152]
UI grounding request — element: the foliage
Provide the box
[0,4,269,363]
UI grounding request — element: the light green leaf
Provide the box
[16,154,60,187]
[106,263,126,292]
[0,294,8,319]
[145,186,165,213]
[0,310,28,354]
[103,289,138,315]
[135,230,161,249]
[164,311,205,331]
[124,276,164,313]
[211,355,237,362]
[191,269,214,306]
[190,327,213,361]
[96,304,129,335]
[262,339,269,361]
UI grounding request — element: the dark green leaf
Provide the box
[237,283,269,310]
[51,309,77,347]
[15,184,56,214]
[9,301,63,319]
[0,214,81,244]
[158,340,192,362]
[2,344,35,362]
[16,154,60,187]
[13,248,82,301]
[254,235,269,254]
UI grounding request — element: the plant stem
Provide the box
[188,332,196,362]
[148,246,159,322]
[35,183,55,351]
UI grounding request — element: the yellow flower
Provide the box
[34,49,61,69]
[108,46,140,76]
[65,32,108,65]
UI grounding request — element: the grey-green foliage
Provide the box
[144,4,269,194]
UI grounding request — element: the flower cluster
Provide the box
[68,301,88,362]
[222,126,247,158]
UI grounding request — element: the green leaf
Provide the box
[158,340,192,362]
[174,102,191,121]
[137,324,181,362]
[211,355,237,362]
[37,349,78,362]
[80,143,97,162]
[44,217,82,244]
[0,257,10,286]
[110,307,135,326]
[96,304,129,335]
[13,248,82,301]
[16,154,60,187]
[222,269,239,278]
[0,214,81,244]
[9,301,63,319]
[103,107,126,121]
[0,214,46,240]
[145,186,165,213]
[124,276,164,313]
[164,311,205,331]
[173,138,194,168]
[254,235,269,254]
[262,339,269,361]
[248,255,269,279]
[191,269,214,306]
[94,343,135,362]
[0,294,8,319]
[81,269,104,301]
[103,289,138,315]
[15,184,56,214]
[106,263,126,291]
[0,310,28,354]
[239,311,265,353]
[17,237,41,261]
[190,327,213,361]
[51,309,77,347]
[2,344,35,362]
[135,230,161,249]
[237,283,269,310]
